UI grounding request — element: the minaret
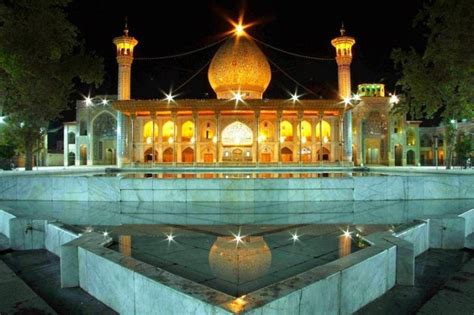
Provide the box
[113,20,138,100]
[331,24,356,163]
[113,20,138,167]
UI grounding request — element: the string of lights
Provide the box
[250,35,334,61]
[173,60,211,93]
[266,57,318,97]
[135,36,229,60]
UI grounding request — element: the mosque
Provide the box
[63,24,423,167]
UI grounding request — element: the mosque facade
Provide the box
[63,25,423,167]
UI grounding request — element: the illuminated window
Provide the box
[201,121,214,140]
[181,121,194,141]
[297,120,312,141]
[221,121,253,146]
[406,130,416,146]
[280,120,293,141]
[143,121,159,143]
[162,121,175,141]
[315,120,331,141]
[260,120,274,140]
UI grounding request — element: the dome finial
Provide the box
[340,21,346,36]
[124,16,129,36]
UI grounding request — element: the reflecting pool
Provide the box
[106,224,383,296]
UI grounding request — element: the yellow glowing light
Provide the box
[323,136,328,144]
[280,136,285,143]
[235,24,245,36]
[143,121,159,143]
[301,137,307,144]
[190,137,195,144]
[168,137,174,144]
[316,120,331,141]
[212,136,218,144]
[258,134,266,143]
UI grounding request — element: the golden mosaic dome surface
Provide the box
[208,36,271,100]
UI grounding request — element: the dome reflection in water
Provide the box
[209,236,272,284]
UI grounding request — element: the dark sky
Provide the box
[65,0,425,111]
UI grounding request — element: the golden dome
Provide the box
[208,36,271,100]
[208,236,272,284]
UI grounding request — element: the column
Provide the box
[172,111,177,165]
[117,112,126,167]
[319,112,323,162]
[63,126,68,166]
[344,110,353,163]
[193,111,198,165]
[277,110,282,164]
[151,113,156,166]
[215,111,220,164]
[298,111,303,164]
[130,113,136,166]
[255,110,260,165]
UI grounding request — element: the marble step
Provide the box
[417,258,474,314]
[0,259,57,314]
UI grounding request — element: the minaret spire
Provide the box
[124,16,129,36]
[340,21,346,36]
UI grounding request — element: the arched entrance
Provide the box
[106,148,115,165]
[260,147,272,163]
[144,148,158,162]
[221,122,253,146]
[92,111,116,165]
[232,149,243,161]
[163,148,173,163]
[395,145,403,166]
[407,150,415,165]
[68,152,75,166]
[301,147,312,162]
[317,147,330,161]
[79,145,87,165]
[281,147,293,162]
[182,147,194,163]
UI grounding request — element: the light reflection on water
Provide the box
[96,172,388,179]
[107,224,385,296]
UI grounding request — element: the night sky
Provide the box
[63,0,425,120]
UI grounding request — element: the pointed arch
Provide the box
[280,120,293,141]
[181,121,194,141]
[162,121,175,141]
[221,121,253,146]
[315,120,331,142]
[143,121,159,143]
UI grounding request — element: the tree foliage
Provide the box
[391,0,474,122]
[0,0,103,170]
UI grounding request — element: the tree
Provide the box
[392,0,474,169]
[0,0,103,170]
[455,132,473,167]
